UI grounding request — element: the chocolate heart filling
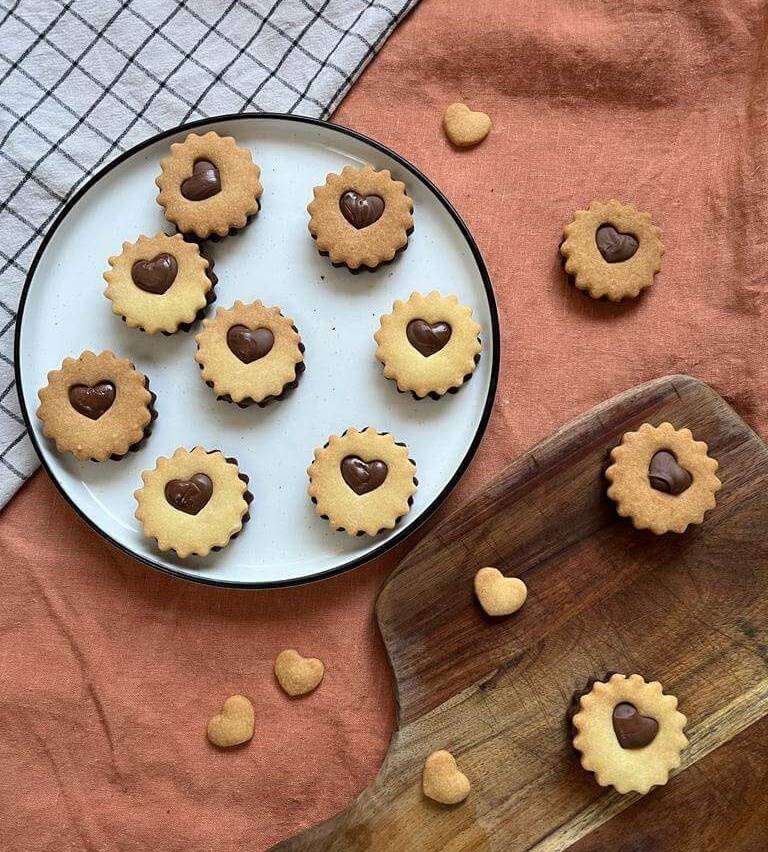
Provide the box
[340,456,388,495]
[648,450,692,495]
[180,159,221,201]
[406,319,452,357]
[595,224,639,263]
[339,191,385,229]
[131,253,178,295]
[226,325,275,364]
[612,702,659,749]
[68,382,116,420]
[164,473,213,515]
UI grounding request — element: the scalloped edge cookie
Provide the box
[155,132,262,239]
[374,291,482,399]
[560,200,664,300]
[571,673,688,795]
[307,427,417,536]
[606,422,721,534]
[307,165,413,271]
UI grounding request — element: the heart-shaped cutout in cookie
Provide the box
[422,750,471,804]
[612,702,659,749]
[226,325,275,364]
[443,103,492,148]
[274,648,325,697]
[339,191,385,229]
[164,473,213,515]
[340,456,388,495]
[181,159,221,201]
[595,224,639,263]
[68,381,116,420]
[474,567,528,617]
[406,319,452,357]
[648,450,692,495]
[206,694,254,748]
[131,253,178,295]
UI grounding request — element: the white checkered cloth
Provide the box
[0,0,418,509]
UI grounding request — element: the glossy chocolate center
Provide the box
[226,325,275,364]
[648,450,692,495]
[339,191,385,229]
[340,456,388,495]
[131,253,178,295]
[180,159,221,201]
[595,224,639,263]
[612,702,659,749]
[406,319,452,357]
[164,473,213,515]
[68,382,116,420]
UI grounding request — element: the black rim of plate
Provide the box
[14,112,500,589]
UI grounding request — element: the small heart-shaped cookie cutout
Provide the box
[612,702,659,749]
[474,567,527,617]
[131,253,178,295]
[422,750,471,805]
[340,456,388,495]
[206,694,254,748]
[648,450,692,495]
[164,473,213,515]
[68,381,116,420]
[274,648,325,697]
[181,159,221,201]
[226,325,275,364]
[595,224,639,263]
[443,103,492,148]
[406,319,452,357]
[339,191,385,229]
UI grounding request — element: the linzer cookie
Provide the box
[307,427,417,536]
[307,165,413,271]
[155,132,262,240]
[374,291,481,399]
[134,447,252,558]
[570,673,688,795]
[560,200,664,300]
[606,422,720,534]
[195,300,304,407]
[36,350,156,461]
[103,233,216,334]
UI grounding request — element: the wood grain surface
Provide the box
[275,375,768,851]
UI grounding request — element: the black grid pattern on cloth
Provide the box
[0,0,419,506]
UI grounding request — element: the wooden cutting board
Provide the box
[276,375,768,851]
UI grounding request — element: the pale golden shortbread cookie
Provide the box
[307,427,417,536]
[442,103,491,148]
[195,300,304,407]
[274,649,325,697]
[606,422,720,534]
[422,750,471,804]
[561,200,664,300]
[375,291,481,399]
[37,350,154,461]
[135,447,251,558]
[474,567,527,616]
[572,673,688,795]
[206,694,254,748]
[307,165,413,270]
[156,131,262,239]
[103,233,214,334]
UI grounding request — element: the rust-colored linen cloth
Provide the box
[2,1,768,849]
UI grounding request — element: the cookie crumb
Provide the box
[474,567,527,616]
[274,648,325,696]
[206,694,254,747]
[422,750,471,804]
[442,103,491,148]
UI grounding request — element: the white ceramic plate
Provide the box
[16,114,498,587]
